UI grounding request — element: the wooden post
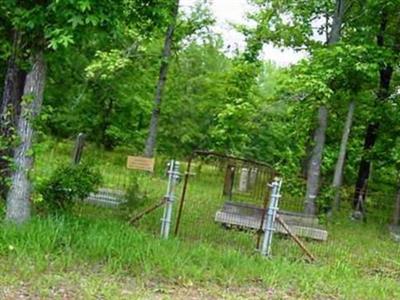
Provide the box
[174,156,193,236]
[223,164,235,200]
[128,198,165,225]
[72,133,85,165]
[275,214,316,262]
[393,176,400,225]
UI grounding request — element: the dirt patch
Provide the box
[1,279,293,300]
[140,280,293,300]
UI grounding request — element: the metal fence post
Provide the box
[261,178,282,256]
[161,160,180,239]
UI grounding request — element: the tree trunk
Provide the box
[353,11,393,210]
[304,106,328,215]
[352,123,379,208]
[144,0,180,158]
[327,0,346,45]
[304,0,346,214]
[0,59,25,126]
[6,51,46,223]
[332,100,355,210]
[0,31,26,199]
[101,97,114,150]
[393,174,400,226]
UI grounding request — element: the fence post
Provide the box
[174,156,193,236]
[71,133,85,165]
[161,160,180,239]
[261,178,282,256]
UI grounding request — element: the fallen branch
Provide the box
[128,198,165,225]
[275,214,316,262]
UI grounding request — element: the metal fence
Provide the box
[172,151,332,259]
[33,137,399,262]
[173,151,277,253]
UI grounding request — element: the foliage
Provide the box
[119,174,151,218]
[1,0,400,275]
[0,213,399,298]
[1,1,400,298]
[37,163,102,212]
[0,135,11,200]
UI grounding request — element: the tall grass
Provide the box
[0,214,399,299]
[1,139,399,298]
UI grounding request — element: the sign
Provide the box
[127,156,155,172]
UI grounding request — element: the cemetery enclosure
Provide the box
[40,138,328,258]
[173,150,328,257]
[173,151,276,252]
[41,138,329,258]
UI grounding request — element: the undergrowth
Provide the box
[1,139,399,299]
[0,213,399,299]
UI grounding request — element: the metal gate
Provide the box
[174,151,277,253]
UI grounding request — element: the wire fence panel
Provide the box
[174,151,277,254]
[78,147,170,235]
[173,151,337,260]
[31,138,400,265]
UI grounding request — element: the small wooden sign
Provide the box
[127,156,155,172]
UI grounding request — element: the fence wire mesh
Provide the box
[174,151,276,253]
[173,151,335,259]
[33,138,400,263]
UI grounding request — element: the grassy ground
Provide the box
[0,213,399,299]
[0,139,399,299]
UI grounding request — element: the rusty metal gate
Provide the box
[173,150,277,253]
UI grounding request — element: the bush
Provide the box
[38,163,102,212]
[119,174,151,219]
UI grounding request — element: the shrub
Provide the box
[38,163,102,212]
[119,174,151,219]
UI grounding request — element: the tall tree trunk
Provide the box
[327,0,346,45]
[304,0,346,214]
[353,67,392,209]
[0,31,26,199]
[100,97,114,150]
[332,100,355,210]
[144,0,180,158]
[352,123,379,207]
[304,106,328,214]
[393,174,400,226]
[6,51,46,223]
[353,11,392,211]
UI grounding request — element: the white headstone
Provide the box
[239,168,249,192]
[249,168,258,188]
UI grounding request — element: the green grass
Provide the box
[0,213,399,299]
[1,139,399,299]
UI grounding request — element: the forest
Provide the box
[0,0,400,299]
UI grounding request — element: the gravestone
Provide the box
[239,168,249,192]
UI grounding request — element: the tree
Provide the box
[352,4,400,215]
[0,31,26,200]
[248,0,349,214]
[332,99,355,209]
[210,57,260,155]
[144,0,180,158]
[303,0,347,215]
[2,0,165,222]
[157,38,232,156]
[6,51,46,222]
